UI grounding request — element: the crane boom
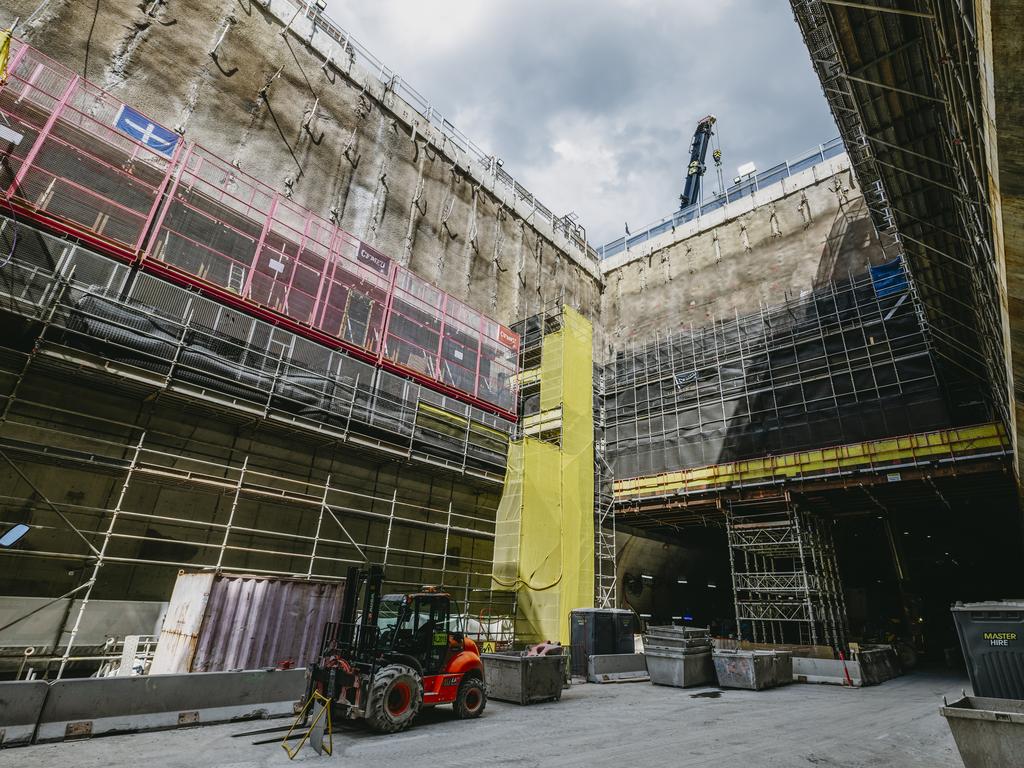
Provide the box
[679,115,717,209]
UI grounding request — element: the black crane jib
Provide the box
[680,115,717,209]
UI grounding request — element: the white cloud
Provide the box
[326,1,838,245]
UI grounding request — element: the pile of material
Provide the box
[643,626,714,688]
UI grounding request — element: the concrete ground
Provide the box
[1,671,966,768]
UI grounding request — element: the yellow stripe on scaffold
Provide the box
[613,422,1008,500]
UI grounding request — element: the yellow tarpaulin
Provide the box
[492,307,594,645]
[0,28,12,84]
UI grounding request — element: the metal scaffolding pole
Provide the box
[57,432,146,679]
[215,455,249,572]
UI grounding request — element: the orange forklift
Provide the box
[305,565,486,733]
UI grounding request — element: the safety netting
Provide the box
[492,307,594,644]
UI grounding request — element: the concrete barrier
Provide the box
[587,653,649,683]
[792,647,900,687]
[0,680,49,746]
[34,668,305,743]
[792,656,862,686]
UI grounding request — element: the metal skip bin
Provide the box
[644,626,714,688]
[941,696,1024,768]
[482,652,567,705]
[712,650,793,690]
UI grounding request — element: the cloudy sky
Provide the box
[328,0,839,245]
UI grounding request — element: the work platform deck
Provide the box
[613,423,1014,534]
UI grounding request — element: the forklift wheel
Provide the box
[365,664,423,733]
[454,676,487,719]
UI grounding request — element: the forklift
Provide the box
[305,565,487,733]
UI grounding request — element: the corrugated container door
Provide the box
[189,573,344,672]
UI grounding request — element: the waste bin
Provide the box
[712,650,793,690]
[644,626,715,688]
[482,652,567,705]
[941,695,1024,768]
[951,601,1024,699]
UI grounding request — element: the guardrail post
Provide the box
[142,142,194,261]
[376,262,399,363]
[242,193,280,300]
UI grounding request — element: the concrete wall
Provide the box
[0,0,602,327]
[599,156,884,354]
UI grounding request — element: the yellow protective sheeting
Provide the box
[614,422,1008,500]
[558,307,594,643]
[492,307,594,645]
[0,28,11,84]
[492,440,524,588]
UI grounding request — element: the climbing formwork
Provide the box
[0,36,520,420]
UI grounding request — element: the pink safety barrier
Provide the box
[0,38,520,418]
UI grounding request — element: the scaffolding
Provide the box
[0,217,511,484]
[0,218,520,676]
[603,260,988,483]
[790,0,1009,436]
[726,495,847,650]
[593,365,617,608]
[0,37,520,419]
[494,305,598,642]
[0,420,516,676]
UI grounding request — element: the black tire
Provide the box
[453,676,486,720]
[364,664,423,733]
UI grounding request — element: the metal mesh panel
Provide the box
[2,42,176,252]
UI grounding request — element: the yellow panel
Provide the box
[515,438,563,642]
[491,441,524,588]
[539,328,563,413]
[491,307,596,645]
[613,422,1008,499]
[558,306,595,644]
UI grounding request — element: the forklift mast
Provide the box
[680,114,717,209]
[322,564,384,659]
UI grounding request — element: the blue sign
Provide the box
[869,258,909,298]
[113,104,179,158]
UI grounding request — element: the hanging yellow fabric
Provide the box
[0,28,12,84]
[492,307,594,645]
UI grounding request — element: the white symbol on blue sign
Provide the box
[113,105,179,158]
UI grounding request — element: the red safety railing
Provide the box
[0,38,519,419]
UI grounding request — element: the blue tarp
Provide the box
[869,258,909,297]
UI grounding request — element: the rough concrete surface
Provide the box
[0,0,601,328]
[599,165,885,351]
[2,672,966,767]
